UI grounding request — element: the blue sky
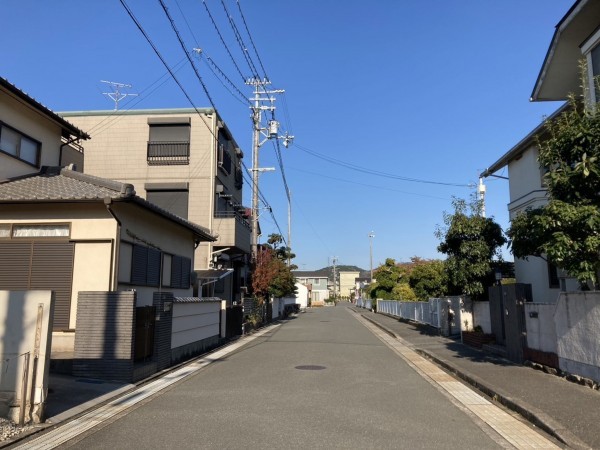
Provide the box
[2,1,569,270]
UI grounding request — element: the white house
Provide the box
[482,0,600,302]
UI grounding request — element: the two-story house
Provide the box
[482,0,600,301]
[60,109,251,306]
[293,271,330,304]
[0,78,216,355]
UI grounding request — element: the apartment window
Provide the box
[0,122,41,167]
[218,143,232,174]
[147,118,190,165]
[145,183,189,219]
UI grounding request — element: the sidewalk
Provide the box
[352,307,600,450]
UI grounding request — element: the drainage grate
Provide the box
[295,365,326,371]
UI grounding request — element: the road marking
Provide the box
[14,325,279,450]
[353,313,560,450]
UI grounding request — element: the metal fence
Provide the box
[357,296,466,336]
[356,298,372,310]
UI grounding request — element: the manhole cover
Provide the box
[295,365,326,371]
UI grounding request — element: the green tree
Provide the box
[508,97,600,287]
[369,258,405,300]
[436,196,506,299]
[408,258,447,300]
[392,283,417,301]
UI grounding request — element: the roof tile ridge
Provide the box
[60,168,136,198]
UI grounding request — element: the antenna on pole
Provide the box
[100,80,138,110]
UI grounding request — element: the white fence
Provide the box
[357,296,468,336]
[171,299,223,350]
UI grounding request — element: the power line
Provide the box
[171,0,249,107]
[173,0,200,46]
[198,51,251,106]
[272,138,291,201]
[219,0,261,80]
[157,0,218,111]
[240,159,287,246]
[119,0,219,147]
[236,0,269,80]
[288,166,450,201]
[202,0,247,82]
[294,143,473,188]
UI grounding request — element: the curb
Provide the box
[358,312,589,450]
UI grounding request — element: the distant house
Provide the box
[482,0,600,301]
[59,109,251,306]
[354,276,372,300]
[293,271,330,304]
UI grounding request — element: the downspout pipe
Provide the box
[104,197,121,291]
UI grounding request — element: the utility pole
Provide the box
[246,78,293,261]
[287,191,292,266]
[100,80,138,110]
[478,177,486,218]
[331,256,338,299]
[369,231,375,281]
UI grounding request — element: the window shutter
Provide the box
[147,248,161,287]
[131,245,148,285]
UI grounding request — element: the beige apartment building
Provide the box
[338,271,360,298]
[61,108,251,305]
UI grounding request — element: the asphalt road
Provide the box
[59,304,511,449]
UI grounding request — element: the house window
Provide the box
[147,118,190,165]
[12,224,70,238]
[145,183,189,220]
[0,122,41,167]
[547,262,559,289]
[130,244,161,287]
[170,255,191,289]
[0,225,10,238]
[590,44,600,103]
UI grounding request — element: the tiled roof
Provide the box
[0,167,215,242]
[293,271,329,278]
[0,167,132,201]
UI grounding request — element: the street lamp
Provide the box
[369,231,375,281]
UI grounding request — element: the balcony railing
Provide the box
[147,141,190,165]
[214,210,251,229]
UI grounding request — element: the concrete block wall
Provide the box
[524,303,557,354]
[473,301,492,334]
[555,292,600,382]
[73,291,136,382]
